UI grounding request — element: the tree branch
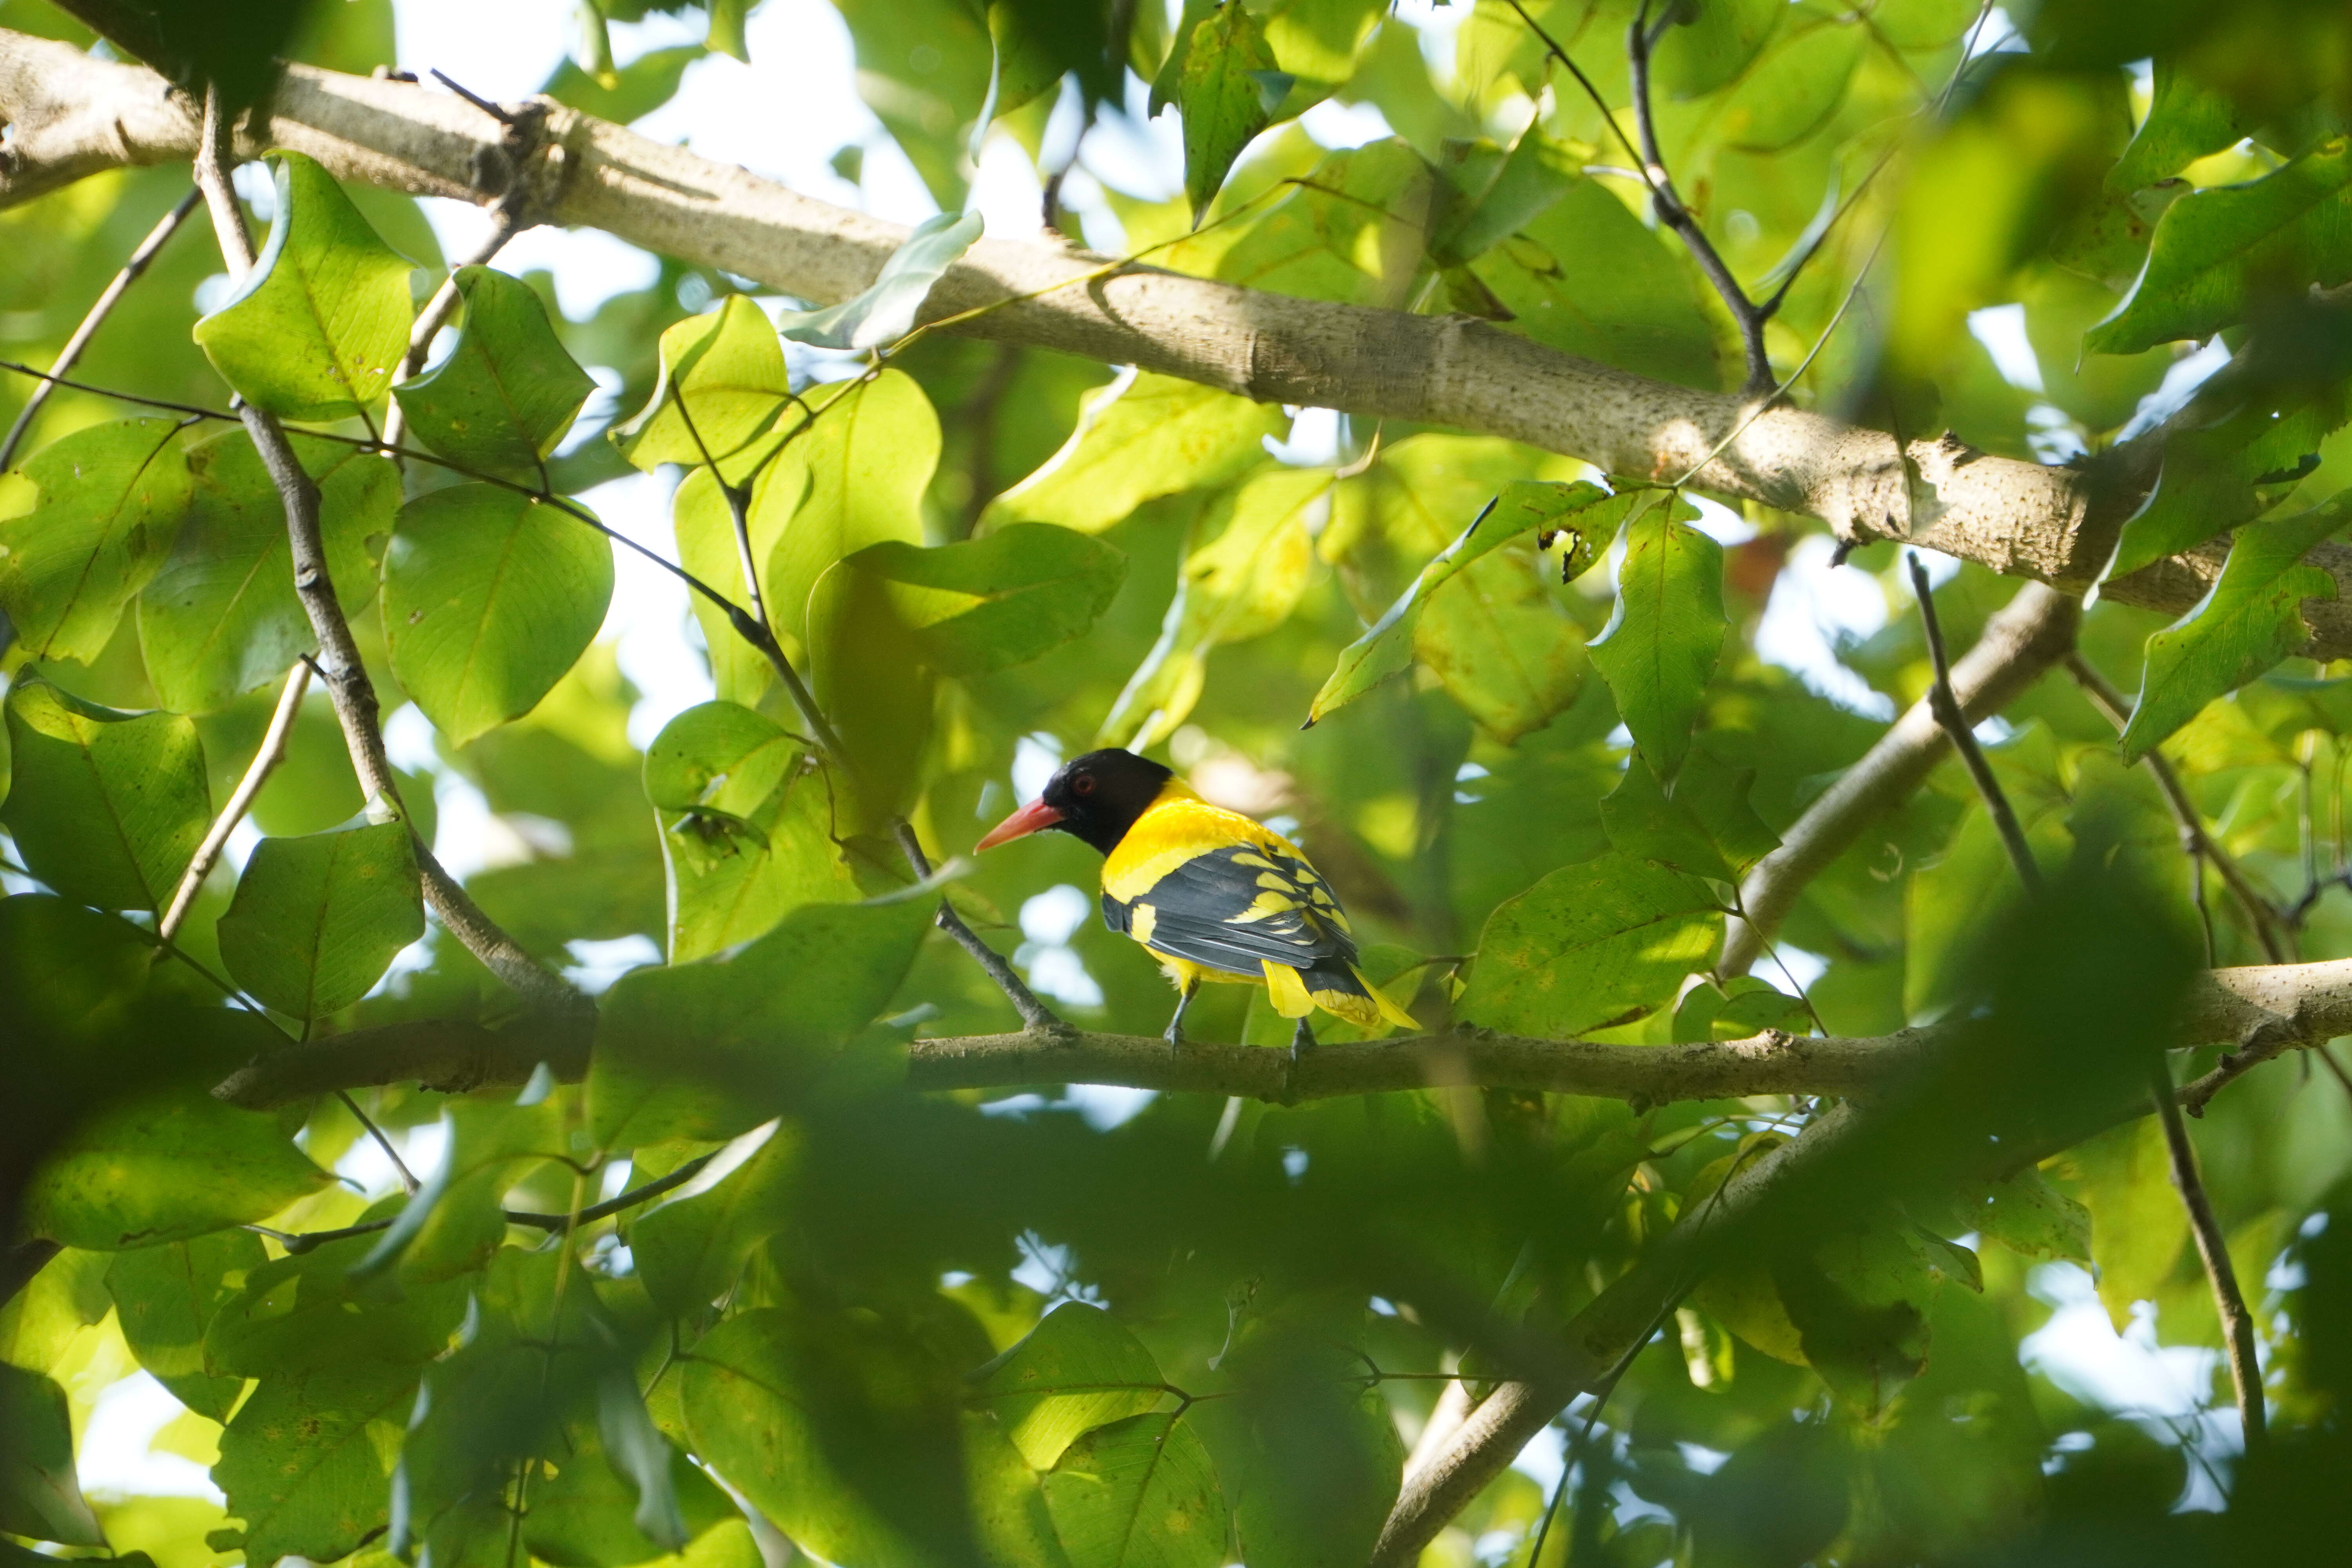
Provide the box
[0,184,199,469]
[2152,1060,2269,1447]
[189,89,577,1016]
[1722,581,2078,977]
[7,31,2347,649]
[211,1015,590,1108]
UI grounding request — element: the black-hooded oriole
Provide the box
[975,748,1416,1052]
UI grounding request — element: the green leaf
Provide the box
[969,1303,1169,1470]
[1671,975,1809,1044]
[1196,138,1439,310]
[382,484,615,746]
[1412,548,1588,742]
[1602,748,1779,882]
[760,368,939,654]
[1179,0,1283,223]
[645,701,857,962]
[392,266,597,480]
[1308,480,1632,728]
[523,1414,737,1568]
[22,1097,329,1251]
[682,1307,974,1568]
[213,1364,417,1564]
[2120,499,2347,760]
[982,372,1289,535]
[1102,465,1323,749]
[104,1229,267,1421]
[673,464,799,705]
[0,419,192,663]
[1430,128,1578,267]
[628,1123,800,1313]
[192,152,416,419]
[1042,1413,1227,1568]
[599,1370,691,1555]
[809,555,937,836]
[839,523,1128,675]
[2105,384,2348,576]
[1653,0,1782,98]
[136,428,396,715]
[612,296,796,477]
[776,209,985,351]
[2087,139,2352,355]
[0,1363,104,1545]
[352,1098,565,1285]
[1589,496,1727,782]
[539,43,701,123]
[0,679,208,913]
[1189,1316,1401,1568]
[2108,59,2243,191]
[1969,1167,2093,1264]
[1709,13,1865,154]
[1458,851,1723,1038]
[205,1229,472,1377]
[589,896,934,1147]
[1468,175,1722,390]
[217,821,423,1018]
[2064,1116,2189,1332]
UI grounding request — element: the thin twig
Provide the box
[0,186,200,470]
[338,1089,419,1194]
[1623,3,1773,390]
[2151,1059,2267,1448]
[192,86,575,1015]
[893,821,1067,1034]
[2066,653,2287,961]
[247,1151,719,1254]
[1908,552,2041,894]
[157,660,310,942]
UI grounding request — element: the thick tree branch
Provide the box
[1722,581,2079,976]
[189,89,576,1015]
[6,32,2348,650]
[212,1016,590,1108]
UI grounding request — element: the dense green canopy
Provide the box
[4,2,2352,1566]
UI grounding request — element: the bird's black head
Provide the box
[975,748,1174,857]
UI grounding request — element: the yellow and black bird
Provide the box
[975,748,1417,1053]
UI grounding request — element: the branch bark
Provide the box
[188,90,577,1015]
[6,31,2349,651]
[1722,581,2079,977]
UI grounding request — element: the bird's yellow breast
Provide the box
[1100,782,1307,903]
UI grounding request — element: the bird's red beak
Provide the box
[975,797,1063,852]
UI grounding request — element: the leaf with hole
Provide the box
[192,152,416,419]
[0,419,192,664]
[383,483,614,745]
[393,266,596,479]
[217,820,423,1019]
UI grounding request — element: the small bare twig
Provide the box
[192,86,577,1015]
[0,185,200,470]
[893,822,1067,1034]
[338,1089,419,1194]
[2152,1059,2268,1447]
[1908,552,2041,893]
[249,1152,719,1254]
[157,660,310,942]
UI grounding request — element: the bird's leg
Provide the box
[1163,979,1199,1049]
[1290,1016,1316,1062]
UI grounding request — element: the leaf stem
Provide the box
[157,659,309,944]
[1907,552,2041,894]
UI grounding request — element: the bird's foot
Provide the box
[1164,1022,1187,1050]
[1289,1018,1316,1062]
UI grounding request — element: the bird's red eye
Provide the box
[1072,774,1096,797]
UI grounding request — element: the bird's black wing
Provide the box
[1103,844,1356,978]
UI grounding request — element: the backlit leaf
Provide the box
[382,484,614,746]
[969,1303,1168,1470]
[776,209,984,351]
[192,152,416,419]
[0,679,207,913]
[1588,496,1728,781]
[213,1365,417,1564]
[0,419,192,663]
[218,820,423,1018]
[0,1364,103,1545]
[838,523,1128,676]
[2120,498,2347,760]
[1458,851,1723,1038]
[393,266,597,480]
[612,296,797,478]
[104,1229,267,1421]
[982,372,1288,535]
[1042,1413,1226,1568]
[1179,2,1285,223]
